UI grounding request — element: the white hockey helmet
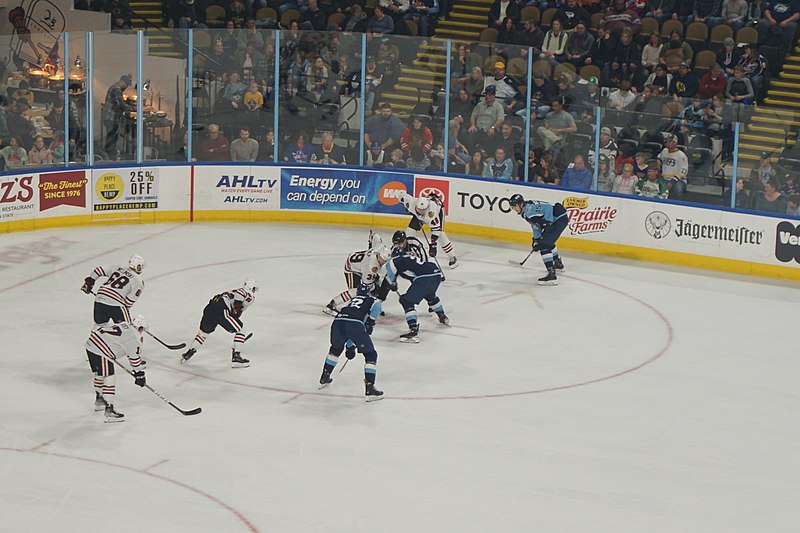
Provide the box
[243,277,259,293]
[128,253,145,273]
[375,245,392,265]
[131,314,148,332]
[415,197,430,215]
[369,232,384,250]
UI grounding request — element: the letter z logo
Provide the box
[775,221,800,263]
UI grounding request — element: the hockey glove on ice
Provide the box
[365,318,375,335]
[133,371,146,387]
[81,277,95,294]
[429,235,438,257]
[345,346,356,360]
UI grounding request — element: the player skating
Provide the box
[181,278,258,368]
[319,283,384,402]
[380,247,449,343]
[323,232,389,316]
[81,254,145,324]
[509,193,567,286]
[398,192,458,268]
[85,317,148,422]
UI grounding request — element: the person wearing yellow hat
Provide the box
[482,59,522,113]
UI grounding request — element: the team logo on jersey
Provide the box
[38,170,87,211]
[95,173,124,202]
[645,211,671,239]
[775,221,800,263]
[414,177,449,215]
[378,180,408,206]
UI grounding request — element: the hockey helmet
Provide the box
[356,282,373,296]
[375,245,392,264]
[415,197,430,215]
[509,193,525,208]
[392,230,407,245]
[128,253,145,273]
[243,277,259,293]
[131,315,148,332]
[369,232,384,249]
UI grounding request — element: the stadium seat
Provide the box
[521,6,540,23]
[736,27,758,46]
[685,22,709,53]
[660,19,684,39]
[709,24,733,52]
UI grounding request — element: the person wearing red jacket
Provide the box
[699,63,727,99]
[400,117,433,156]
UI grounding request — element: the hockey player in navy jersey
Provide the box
[509,193,567,285]
[381,248,449,343]
[319,283,385,401]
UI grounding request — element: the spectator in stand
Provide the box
[675,95,707,132]
[366,142,387,167]
[673,0,696,21]
[172,0,206,31]
[557,0,591,30]
[529,73,558,118]
[520,149,537,181]
[745,0,769,27]
[343,4,368,32]
[608,80,636,110]
[738,44,767,101]
[256,130,275,162]
[365,102,406,154]
[589,24,618,71]
[752,178,788,213]
[516,18,545,55]
[498,17,520,45]
[539,99,577,152]
[101,74,135,155]
[641,32,662,74]
[445,146,468,174]
[406,145,431,171]
[227,0,248,28]
[484,147,515,179]
[600,57,626,89]
[0,136,28,168]
[451,43,479,84]
[734,178,751,208]
[47,90,81,147]
[400,117,433,157]
[408,0,437,38]
[657,133,689,197]
[488,0,520,30]
[462,66,485,104]
[614,29,642,82]
[726,65,755,107]
[468,85,505,148]
[597,154,616,191]
[717,38,742,78]
[758,0,800,54]
[27,135,53,165]
[540,19,568,66]
[589,126,620,165]
[485,121,522,160]
[669,62,700,99]
[200,123,230,161]
[300,0,328,30]
[635,160,669,198]
[208,40,235,79]
[612,162,638,194]
[12,81,34,106]
[786,193,800,216]
[237,19,264,52]
[561,154,593,190]
[781,173,798,195]
[236,41,263,77]
[644,63,672,94]
[602,0,642,36]
[304,55,330,104]
[467,150,487,177]
[380,0,409,34]
[645,0,675,23]
[565,22,595,68]
[571,76,601,116]
[749,151,781,189]
[242,79,264,131]
[708,0,748,30]
[687,0,722,23]
[632,150,650,178]
[230,126,259,162]
[314,132,347,164]
[659,30,693,72]
[0,96,9,148]
[699,64,727,99]
[368,6,395,36]
[534,153,559,185]
[284,131,315,163]
[218,70,247,113]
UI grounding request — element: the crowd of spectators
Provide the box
[74,0,133,32]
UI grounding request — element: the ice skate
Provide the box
[399,324,420,343]
[94,392,107,412]
[180,347,196,364]
[231,350,250,368]
[365,382,384,402]
[538,267,558,286]
[437,312,450,326]
[104,404,124,423]
[319,370,333,389]
[553,257,565,272]
[322,301,337,316]
[448,256,459,269]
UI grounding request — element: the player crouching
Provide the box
[509,194,567,285]
[399,192,458,269]
[181,278,258,368]
[380,244,449,343]
[85,316,148,422]
[319,283,384,401]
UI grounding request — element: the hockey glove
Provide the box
[531,238,540,252]
[81,277,95,294]
[429,235,438,257]
[345,346,356,360]
[232,302,244,317]
[365,318,375,335]
[133,371,146,387]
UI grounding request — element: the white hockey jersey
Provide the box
[657,148,689,182]
[216,287,256,316]
[344,249,384,286]
[90,265,145,309]
[399,193,444,232]
[85,322,145,368]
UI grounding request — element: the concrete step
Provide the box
[438,20,487,30]
[764,97,800,108]
[435,28,482,38]
[381,91,432,103]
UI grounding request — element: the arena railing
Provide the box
[1,28,798,220]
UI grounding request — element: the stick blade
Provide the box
[164,342,187,350]
[171,402,202,416]
[508,259,524,267]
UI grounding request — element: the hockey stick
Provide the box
[338,358,349,373]
[420,228,446,282]
[112,360,202,416]
[508,250,535,267]
[145,330,187,350]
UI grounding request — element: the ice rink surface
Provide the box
[1,222,798,532]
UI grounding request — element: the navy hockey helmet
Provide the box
[392,230,407,244]
[356,283,373,296]
[509,193,525,208]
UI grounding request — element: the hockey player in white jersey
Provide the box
[398,192,458,268]
[81,253,145,325]
[85,317,148,422]
[323,232,389,316]
[181,278,258,368]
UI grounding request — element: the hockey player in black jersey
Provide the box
[382,250,449,343]
[319,283,384,401]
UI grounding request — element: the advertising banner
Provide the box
[196,166,281,210]
[0,174,37,221]
[92,168,160,211]
[280,167,412,214]
[38,170,88,212]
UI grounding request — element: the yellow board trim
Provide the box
[4,209,799,282]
